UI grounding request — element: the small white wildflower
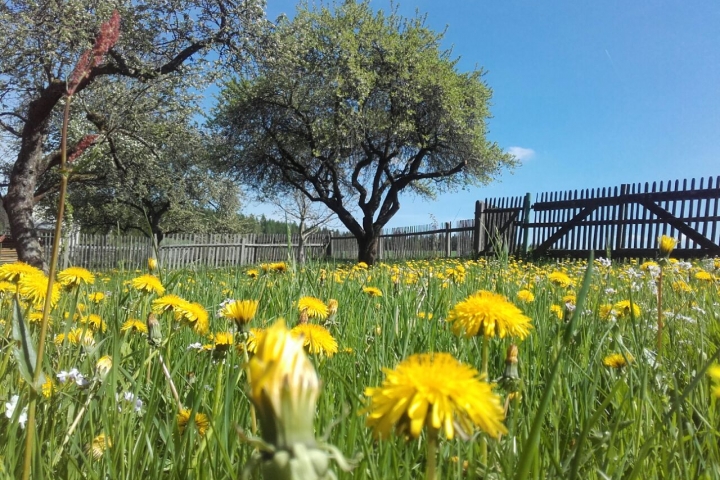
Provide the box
[604,288,617,295]
[597,258,612,268]
[187,342,203,350]
[5,395,28,429]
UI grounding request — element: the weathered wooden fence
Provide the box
[328,175,720,261]
[526,176,720,259]
[2,176,718,268]
[4,232,329,270]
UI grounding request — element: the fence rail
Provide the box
[1,175,718,269]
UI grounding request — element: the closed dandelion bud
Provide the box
[148,257,158,271]
[326,299,338,323]
[244,320,356,479]
[658,235,677,258]
[249,320,319,447]
[95,355,112,382]
[147,313,162,346]
[298,309,309,325]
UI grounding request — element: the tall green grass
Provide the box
[1,257,719,478]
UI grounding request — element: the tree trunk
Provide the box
[297,233,307,265]
[357,234,378,266]
[5,129,48,270]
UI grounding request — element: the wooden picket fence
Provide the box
[5,232,329,270]
[329,175,720,261]
[2,175,718,268]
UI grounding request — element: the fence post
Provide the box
[240,237,246,265]
[377,231,383,261]
[445,222,452,257]
[521,192,532,257]
[615,183,629,251]
[473,201,485,258]
[325,235,333,258]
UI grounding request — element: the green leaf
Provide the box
[11,296,45,392]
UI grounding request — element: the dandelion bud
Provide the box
[326,299,338,323]
[246,320,355,479]
[147,313,162,346]
[499,344,520,393]
[248,320,319,447]
[148,257,158,272]
[658,235,677,258]
[95,355,112,381]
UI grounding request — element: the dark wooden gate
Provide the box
[528,176,720,259]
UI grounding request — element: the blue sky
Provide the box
[246,0,720,229]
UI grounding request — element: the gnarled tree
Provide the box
[0,0,265,268]
[214,1,515,265]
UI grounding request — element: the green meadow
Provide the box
[1,255,720,479]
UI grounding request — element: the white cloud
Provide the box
[507,146,536,162]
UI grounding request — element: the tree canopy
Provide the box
[0,0,266,268]
[214,0,514,264]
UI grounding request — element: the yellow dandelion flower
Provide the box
[174,302,209,335]
[67,328,95,347]
[0,281,16,296]
[603,353,633,369]
[152,294,190,314]
[245,327,266,354]
[447,290,533,340]
[247,269,259,279]
[131,274,165,295]
[695,270,713,282]
[88,291,105,303]
[18,274,61,308]
[42,378,55,398]
[291,323,338,357]
[0,261,43,283]
[263,262,287,273]
[417,312,434,320]
[80,313,107,332]
[613,300,641,319]
[120,318,148,334]
[550,305,563,320]
[177,409,210,437]
[57,266,95,289]
[707,364,720,398]
[362,286,383,297]
[87,433,111,460]
[148,257,158,271]
[562,294,576,305]
[363,352,507,440]
[548,272,573,288]
[598,304,614,320]
[658,235,677,256]
[212,332,234,352]
[672,280,693,293]
[297,296,328,320]
[96,355,113,380]
[218,299,258,326]
[516,290,535,302]
[640,261,659,271]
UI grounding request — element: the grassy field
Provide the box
[1,254,719,479]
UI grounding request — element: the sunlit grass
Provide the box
[1,256,719,478]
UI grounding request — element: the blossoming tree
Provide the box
[214,1,514,265]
